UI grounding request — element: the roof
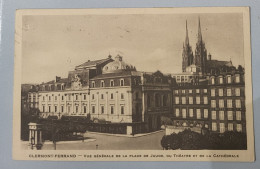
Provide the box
[75,58,113,69]
[91,71,140,80]
[42,78,68,85]
[206,60,233,68]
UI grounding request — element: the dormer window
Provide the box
[101,80,105,87]
[219,76,223,84]
[92,81,95,88]
[235,74,240,83]
[110,80,114,87]
[227,75,232,84]
[120,79,124,86]
[211,77,215,85]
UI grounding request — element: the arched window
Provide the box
[163,95,167,106]
[155,94,161,107]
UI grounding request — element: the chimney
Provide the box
[56,76,61,82]
[208,53,212,61]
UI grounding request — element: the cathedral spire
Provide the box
[185,20,189,45]
[197,17,202,43]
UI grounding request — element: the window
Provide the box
[182,109,186,118]
[136,92,139,99]
[219,99,224,108]
[227,99,232,108]
[189,89,192,94]
[92,81,95,88]
[155,94,161,107]
[110,106,114,114]
[219,111,224,120]
[101,80,105,87]
[92,94,95,100]
[182,97,186,104]
[49,106,51,112]
[68,106,71,113]
[211,89,215,96]
[189,96,193,104]
[61,96,64,101]
[212,111,216,120]
[76,95,78,100]
[49,96,51,101]
[75,106,78,113]
[219,76,223,84]
[196,109,201,119]
[211,100,216,108]
[236,99,241,108]
[55,96,57,101]
[182,90,185,94]
[175,108,180,117]
[83,94,86,100]
[92,106,95,113]
[235,75,240,83]
[196,89,200,94]
[228,123,233,131]
[211,77,215,84]
[101,105,104,114]
[204,109,208,118]
[203,89,207,93]
[42,105,45,112]
[54,105,57,112]
[212,122,217,131]
[227,75,232,84]
[203,96,208,104]
[189,109,193,117]
[227,89,232,96]
[68,95,71,101]
[121,106,124,114]
[228,111,233,120]
[111,93,114,99]
[110,80,114,87]
[101,94,104,100]
[163,95,167,106]
[147,95,151,107]
[43,96,45,101]
[175,90,179,94]
[220,123,225,133]
[236,111,242,120]
[235,88,240,96]
[175,97,179,104]
[120,79,124,86]
[237,124,242,132]
[196,96,200,104]
[83,105,87,114]
[219,88,223,96]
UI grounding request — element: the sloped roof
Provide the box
[75,58,113,69]
[42,78,68,85]
[206,60,233,68]
[91,71,139,79]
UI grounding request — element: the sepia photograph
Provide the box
[13,7,254,161]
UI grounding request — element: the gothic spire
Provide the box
[197,17,202,43]
[185,20,189,45]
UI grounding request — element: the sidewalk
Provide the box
[85,130,164,138]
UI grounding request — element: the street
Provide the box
[39,130,165,150]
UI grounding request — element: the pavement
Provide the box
[21,130,165,150]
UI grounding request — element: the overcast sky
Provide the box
[21,13,244,84]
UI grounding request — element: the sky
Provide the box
[21,12,244,84]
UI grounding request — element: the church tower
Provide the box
[194,17,207,74]
[182,20,194,72]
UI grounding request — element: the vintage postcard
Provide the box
[13,7,254,161]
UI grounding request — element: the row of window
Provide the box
[42,105,125,115]
[211,99,242,108]
[91,79,125,88]
[211,110,242,120]
[175,96,208,105]
[175,108,209,119]
[42,93,126,102]
[210,74,241,85]
[174,89,207,94]
[211,88,241,97]
[212,122,242,133]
